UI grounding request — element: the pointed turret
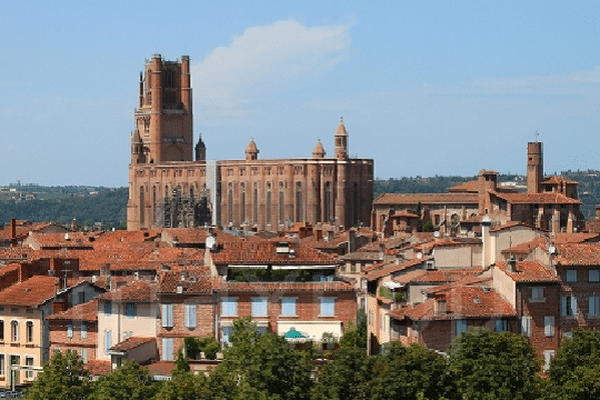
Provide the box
[334,117,348,160]
[131,129,144,164]
[195,134,206,161]
[312,139,325,159]
[245,139,259,160]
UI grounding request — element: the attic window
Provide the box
[276,242,290,254]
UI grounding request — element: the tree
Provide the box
[214,317,313,400]
[154,351,210,400]
[546,328,600,399]
[369,342,454,400]
[26,350,91,400]
[311,347,373,400]
[87,361,156,400]
[448,327,540,400]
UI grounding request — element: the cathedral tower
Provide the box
[527,141,543,194]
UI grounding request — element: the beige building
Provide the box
[127,54,374,232]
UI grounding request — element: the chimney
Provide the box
[10,219,16,248]
[481,216,492,268]
[349,229,357,253]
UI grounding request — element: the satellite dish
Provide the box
[549,246,557,255]
[206,236,216,250]
[417,252,423,259]
[434,231,440,238]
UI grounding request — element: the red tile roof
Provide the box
[110,337,155,352]
[448,180,479,193]
[87,360,110,376]
[363,257,428,281]
[554,243,600,266]
[97,280,159,302]
[390,285,516,321]
[47,299,99,321]
[210,240,335,265]
[0,275,58,306]
[394,268,480,284]
[495,261,558,283]
[490,191,580,205]
[214,280,355,293]
[158,268,212,294]
[374,193,478,205]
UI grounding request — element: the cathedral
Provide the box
[127,54,374,231]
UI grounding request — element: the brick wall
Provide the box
[48,320,98,362]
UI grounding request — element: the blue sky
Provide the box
[1,1,599,187]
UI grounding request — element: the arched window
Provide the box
[295,182,303,222]
[266,182,272,227]
[253,182,259,224]
[228,183,233,224]
[279,182,285,225]
[325,182,332,223]
[139,186,145,225]
[240,183,246,225]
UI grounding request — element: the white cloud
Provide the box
[192,20,351,110]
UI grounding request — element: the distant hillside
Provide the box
[0,186,127,229]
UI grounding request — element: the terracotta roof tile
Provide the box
[495,261,558,282]
[448,180,479,193]
[374,193,478,205]
[0,275,58,306]
[554,243,600,266]
[363,257,428,281]
[390,285,516,321]
[490,191,580,205]
[47,299,99,321]
[394,268,480,284]
[110,337,155,352]
[158,268,212,294]
[211,240,335,265]
[87,360,110,376]
[97,280,159,302]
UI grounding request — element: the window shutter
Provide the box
[571,296,578,316]
[544,316,555,337]
[67,324,73,338]
[561,296,567,316]
[521,316,531,337]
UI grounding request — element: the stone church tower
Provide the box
[128,55,374,231]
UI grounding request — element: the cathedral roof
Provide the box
[245,139,259,154]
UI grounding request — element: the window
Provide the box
[251,297,268,317]
[562,295,578,317]
[590,295,600,317]
[67,323,73,339]
[543,350,556,371]
[530,286,545,302]
[590,270,600,283]
[566,270,577,282]
[81,323,88,339]
[126,303,136,318]
[319,298,335,316]
[104,331,112,355]
[221,298,237,317]
[521,316,532,337]
[495,319,508,332]
[78,292,86,304]
[104,301,112,316]
[544,316,555,337]
[26,321,33,343]
[0,354,4,376]
[11,321,18,342]
[222,326,233,345]
[456,319,468,336]
[25,356,34,379]
[184,304,197,328]
[81,349,88,364]
[281,298,296,316]
[162,304,174,328]
[162,338,174,361]
[0,320,3,341]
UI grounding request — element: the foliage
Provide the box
[546,328,600,400]
[370,342,454,400]
[26,350,90,400]
[173,349,190,373]
[184,336,202,359]
[155,360,209,400]
[422,220,435,232]
[339,321,365,351]
[215,317,313,400]
[448,327,540,400]
[87,361,156,400]
[198,336,221,360]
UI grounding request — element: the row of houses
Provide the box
[0,221,361,388]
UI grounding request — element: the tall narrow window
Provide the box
[11,321,18,342]
[590,294,600,317]
[253,182,259,225]
[104,301,112,316]
[324,182,331,223]
[139,186,145,224]
[184,304,197,328]
[26,321,33,343]
[521,316,532,337]
[353,182,359,225]
[544,316,555,337]
[266,182,272,226]
[104,331,112,355]
[562,295,578,317]
[25,357,34,379]
[456,319,468,336]
[0,354,4,376]
[240,183,246,224]
[279,182,285,225]
[0,320,4,342]
[228,183,233,224]
[162,338,174,361]
[81,323,88,339]
[126,303,136,318]
[295,182,303,222]
[162,304,174,328]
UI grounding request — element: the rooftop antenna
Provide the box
[534,130,539,142]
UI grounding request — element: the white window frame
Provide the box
[25,356,34,379]
[184,304,197,328]
[521,316,532,337]
[280,297,297,316]
[543,350,556,371]
[221,297,238,317]
[162,304,174,328]
[319,297,335,317]
[561,295,578,317]
[10,321,18,342]
[0,354,5,376]
[67,323,73,339]
[26,320,34,343]
[544,316,555,337]
[251,297,268,317]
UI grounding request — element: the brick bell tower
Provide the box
[133,54,193,164]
